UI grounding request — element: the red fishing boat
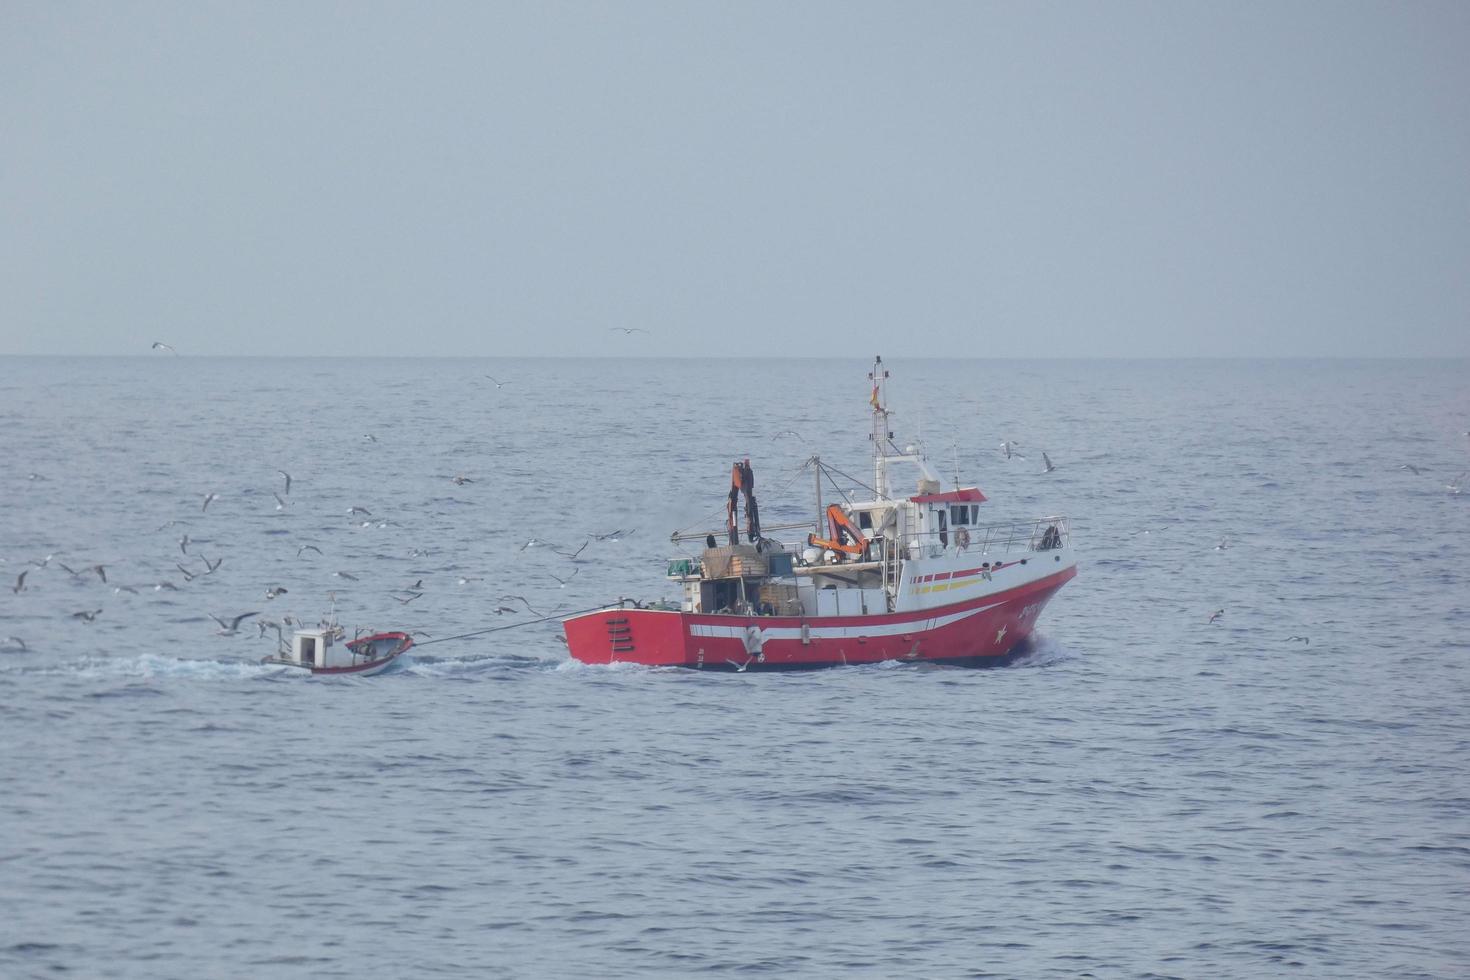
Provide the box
[562,357,1076,669]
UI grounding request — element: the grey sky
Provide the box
[3,2,1467,357]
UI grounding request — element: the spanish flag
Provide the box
[869,384,880,409]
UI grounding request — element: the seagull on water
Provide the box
[210,611,259,636]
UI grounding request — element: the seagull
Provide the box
[550,568,579,588]
[591,529,624,541]
[201,555,223,574]
[1,636,26,651]
[72,609,103,623]
[771,430,806,443]
[202,493,219,512]
[151,341,177,354]
[519,537,540,551]
[156,519,183,531]
[493,605,518,615]
[264,586,288,600]
[609,327,649,335]
[113,585,140,595]
[502,594,542,616]
[1285,635,1310,644]
[347,506,372,516]
[554,540,589,560]
[484,376,509,389]
[13,569,28,593]
[154,581,180,591]
[391,591,423,604]
[1000,440,1025,460]
[175,562,197,582]
[273,493,288,511]
[1215,538,1229,551]
[1042,452,1055,473]
[57,561,80,576]
[1399,463,1422,475]
[1207,609,1224,625]
[334,571,359,581]
[277,470,292,495]
[179,534,190,555]
[296,544,323,558]
[451,475,473,485]
[209,611,259,636]
[1448,472,1466,495]
[403,579,423,591]
[87,564,108,583]
[30,554,55,569]
[362,434,378,443]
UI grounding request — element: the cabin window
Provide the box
[858,511,872,530]
[301,637,316,665]
[950,505,965,525]
[937,510,948,547]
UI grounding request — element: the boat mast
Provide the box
[869,355,891,499]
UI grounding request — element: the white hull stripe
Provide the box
[688,599,1006,642]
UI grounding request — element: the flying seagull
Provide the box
[1,636,26,651]
[554,540,589,560]
[609,327,649,335]
[334,570,359,581]
[179,534,190,555]
[202,493,219,512]
[264,586,288,600]
[347,506,372,516]
[1285,635,1310,644]
[1207,609,1224,625]
[72,609,103,623]
[277,470,292,495]
[1399,463,1422,475]
[151,341,177,354]
[210,611,259,636]
[201,555,223,574]
[1000,440,1025,460]
[1042,452,1055,473]
[273,493,288,511]
[485,376,509,389]
[12,570,28,594]
[452,475,474,485]
[297,544,323,558]
[550,568,580,588]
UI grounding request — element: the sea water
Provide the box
[1,356,1467,978]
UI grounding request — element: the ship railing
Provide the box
[894,516,1071,559]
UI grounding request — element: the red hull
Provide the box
[564,566,1075,669]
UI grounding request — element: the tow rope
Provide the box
[409,601,617,647]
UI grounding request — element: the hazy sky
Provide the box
[3,2,1467,357]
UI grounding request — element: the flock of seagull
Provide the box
[4,451,637,657]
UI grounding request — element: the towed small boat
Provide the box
[262,627,412,676]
